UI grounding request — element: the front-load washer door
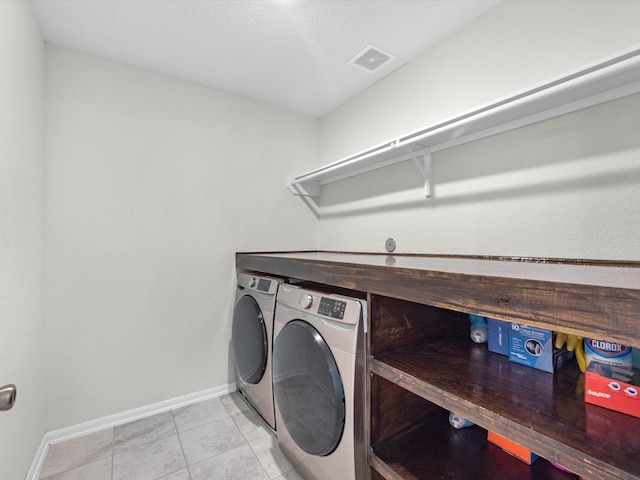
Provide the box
[273,320,345,456]
[232,295,268,385]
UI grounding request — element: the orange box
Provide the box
[585,362,640,419]
[487,431,539,464]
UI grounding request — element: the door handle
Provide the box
[0,384,16,411]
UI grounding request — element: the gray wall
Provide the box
[0,2,46,479]
[317,0,640,260]
[44,46,319,430]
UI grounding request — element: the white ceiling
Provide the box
[30,0,500,118]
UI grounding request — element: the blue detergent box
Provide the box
[509,323,573,373]
[488,318,510,356]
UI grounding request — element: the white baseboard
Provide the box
[25,435,49,480]
[27,383,236,480]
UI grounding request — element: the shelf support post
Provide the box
[409,147,432,198]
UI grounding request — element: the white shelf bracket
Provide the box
[409,146,432,198]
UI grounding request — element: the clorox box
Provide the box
[508,323,573,373]
[584,338,633,368]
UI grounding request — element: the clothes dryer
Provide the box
[272,284,367,480]
[232,272,283,430]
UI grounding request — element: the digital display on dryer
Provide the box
[318,297,347,319]
[257,279,271,292]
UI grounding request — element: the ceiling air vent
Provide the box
[348,44,395,73]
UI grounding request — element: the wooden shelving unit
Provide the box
[369,296,640,480]
[236,252,640,480]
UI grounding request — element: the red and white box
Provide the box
[585,361,640,419]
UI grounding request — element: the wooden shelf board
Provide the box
[236,252,640,348]
[371,410,581,480]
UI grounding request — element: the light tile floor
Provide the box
[39,392,304,480]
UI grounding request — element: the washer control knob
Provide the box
[249,277,257,288]
[300,294,313,309]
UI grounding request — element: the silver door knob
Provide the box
[0,384,16,411]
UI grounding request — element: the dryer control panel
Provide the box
[237,272,281,295]
[318,297,347,320]
[257,278,272,292]
[277,285,362,325]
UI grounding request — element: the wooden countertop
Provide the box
[238,251,640,288]
[236,251,640,347]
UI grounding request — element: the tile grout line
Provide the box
[227,410,273,479]
[249,427,281,480]
[171,405,191,480]
[112,412,183,454]
[185,393,273,479]
[110,426,115,480]
[226,393,284,480]
[175,396,241,479]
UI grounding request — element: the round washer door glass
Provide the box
[273,320,345,456]
[232,295,268,385]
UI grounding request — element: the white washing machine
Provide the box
[232,272,283,430]
[272,284,367,480]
